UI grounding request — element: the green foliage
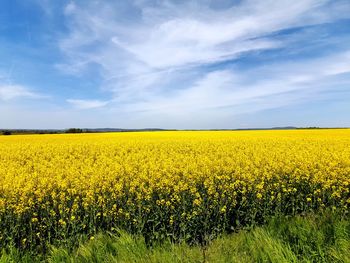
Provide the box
[1,212,349,263]
[65,128,83,133]
[2,131,11,135]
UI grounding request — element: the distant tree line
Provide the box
[2,130,12,135]
[65,128,84,133]
[1,128,86,135]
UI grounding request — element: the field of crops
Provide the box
[0,130,349,252]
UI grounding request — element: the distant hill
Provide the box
[271,126,297,130]
[1,126,348,135]
[232,126,297,131]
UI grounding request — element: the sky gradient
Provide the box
[0,0,350,129]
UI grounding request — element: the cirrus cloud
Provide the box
[66,99,109,109]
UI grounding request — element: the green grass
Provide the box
[1,212,349,263]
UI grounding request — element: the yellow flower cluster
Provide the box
[0,129,349,250]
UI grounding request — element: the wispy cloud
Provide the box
[59,0,350,71]
[67,99,109,109]
[57,0,350,113]
[0,84,46,101]
[119,50,350,114]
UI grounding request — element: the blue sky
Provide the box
[0,0,350,129]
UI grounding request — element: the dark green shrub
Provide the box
[2,130,12,135]
[65,128,83,133]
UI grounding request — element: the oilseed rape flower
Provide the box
[0,129,349,251]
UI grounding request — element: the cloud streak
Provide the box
[120,50,350,114]
[0,84,46,101]
[67,99,109,109]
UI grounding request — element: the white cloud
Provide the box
[112,0,325,69]
[0,84,45,100]
[67,99,109,109]
[53,0,350,128]
[64,2,77,15]
[58,0,350,90]
[118,50,350,116]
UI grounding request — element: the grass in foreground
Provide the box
[1,212,349,263]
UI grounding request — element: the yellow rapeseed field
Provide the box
[0,130,349,250]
